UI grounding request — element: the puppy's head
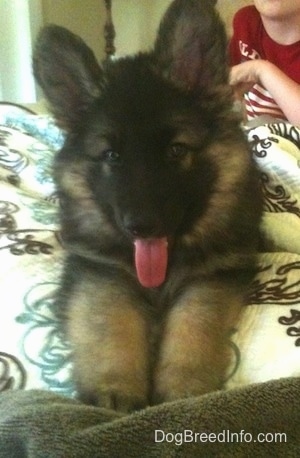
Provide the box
[33,0,237,287]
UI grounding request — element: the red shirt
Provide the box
[229,5,300,121]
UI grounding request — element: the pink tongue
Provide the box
[134,238,168,288]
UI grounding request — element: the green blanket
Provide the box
[0,377,299,457]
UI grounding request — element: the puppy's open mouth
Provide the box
[134,237,168,288]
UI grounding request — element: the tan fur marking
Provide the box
[67,277,151,410]
[182,140,250,246]
[154,283,242,402]
[58,162,92,199]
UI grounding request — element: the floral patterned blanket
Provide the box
[0,103,299,398]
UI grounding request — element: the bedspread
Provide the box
[0,103,299,398]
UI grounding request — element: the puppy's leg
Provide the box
[153,280,242,403]
[66,273,151,412]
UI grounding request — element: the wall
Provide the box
[0,0,42,103]
[112,0,253,57]
[217,0,253,35]
[112,0,170,56]
[41,0,106,62]
[40,0,253,60]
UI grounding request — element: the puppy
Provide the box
[33,0,262,411]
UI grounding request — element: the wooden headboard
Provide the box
[103,0,116,60]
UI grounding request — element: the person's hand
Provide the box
[229,60,264,99]
[230,60,263,86]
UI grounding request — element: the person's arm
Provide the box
[230,60,300,126]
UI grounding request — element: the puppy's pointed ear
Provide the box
[153,0,228,91]
[33,25,103,129]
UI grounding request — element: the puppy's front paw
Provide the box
[78,383,148,412]
[68,291,151,412]
[153,366,221,404]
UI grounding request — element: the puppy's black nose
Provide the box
[123,215,161,238]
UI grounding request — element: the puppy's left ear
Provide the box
[33,25,103,130]
[153,0,228,91]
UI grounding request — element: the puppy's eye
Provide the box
[167,143,189,161]
[101,149,121,164]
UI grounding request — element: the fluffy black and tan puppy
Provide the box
[33,0,262,411]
